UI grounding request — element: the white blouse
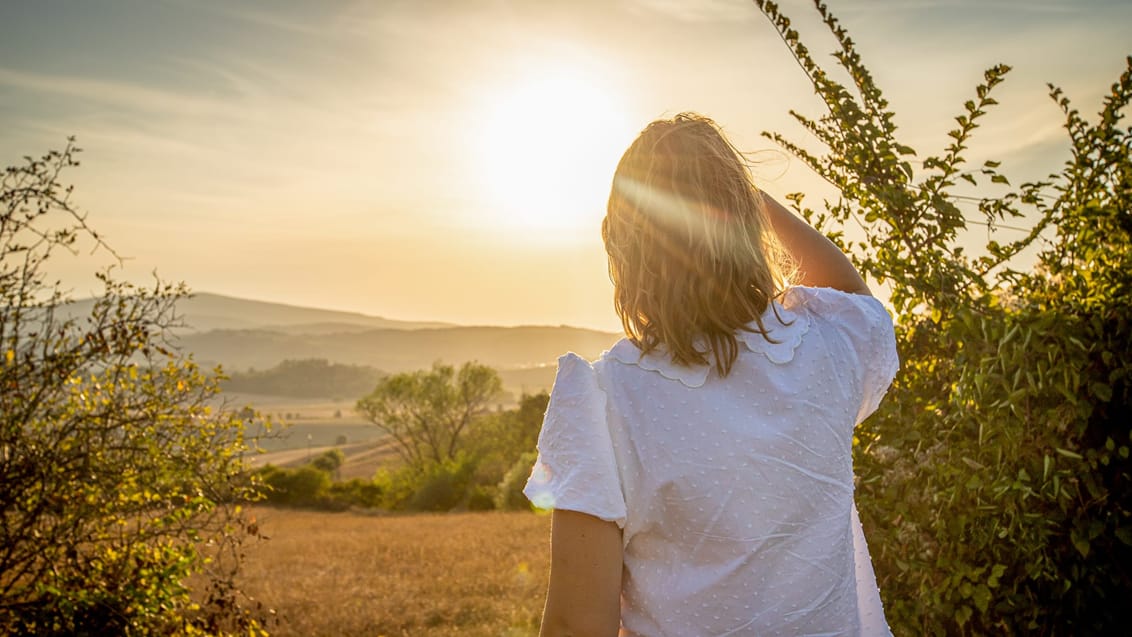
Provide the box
[524,286,899,637]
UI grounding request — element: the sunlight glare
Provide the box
[474,69,633,236]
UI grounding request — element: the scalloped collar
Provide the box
[603,290,812,388]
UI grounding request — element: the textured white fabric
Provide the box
[524,286,898,636]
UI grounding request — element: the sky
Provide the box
[2,0,1129,331]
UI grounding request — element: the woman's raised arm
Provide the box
[761,192,872,296]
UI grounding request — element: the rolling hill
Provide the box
[63,292,453,333]
[63,291,622,395]
[178,324,618,376]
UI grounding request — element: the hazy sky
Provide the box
[2,0,1129,330]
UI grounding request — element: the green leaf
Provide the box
[1071,530,1091,558]
[1055,448,1083,460]
[988,564,1007,588]
[1091,382,1113,402]
[955,604,973,626]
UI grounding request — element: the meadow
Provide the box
[237,508,551,636]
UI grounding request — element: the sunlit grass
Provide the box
[238,508,550,636]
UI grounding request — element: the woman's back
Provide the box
[526,286,896,636]
[525,113,897,637]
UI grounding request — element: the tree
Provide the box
[356,361,502,473]
[1,141,267,634]
[465,390,549,483]
[753,1,1130,633]
[310,448,345,476]
[222,358,384,400]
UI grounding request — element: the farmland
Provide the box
[236,508,551,636]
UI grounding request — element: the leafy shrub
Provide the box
[310,448,345,475]
[408,455,479,512]
[1,142,268,634]
[496,451,538,512]
[752,2,1131,632]
[328,479,385,510]
[257,465,331,508]
[466,485,497,511]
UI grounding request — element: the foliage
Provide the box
[255,452,383,511]
[255,465,332,509]
[356,361,503,473]
[465,391,548,488]
[407,454,480,512]
[326,478,385,510]
[223,358,384,400]
[252,368,540,514]
[496,451,539,512]
[1,142,268,634]
[309,448,344,475]
[754,1,1131,633]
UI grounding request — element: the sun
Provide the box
[472,68,634,236]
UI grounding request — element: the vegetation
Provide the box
[755,1,1131,633]
[254,389,548,513]
[1,142,268,634]
[222,358,384,400]
[356,361,503,473]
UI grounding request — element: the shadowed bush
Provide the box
[754,2,1131,632]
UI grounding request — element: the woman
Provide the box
[524,113,897,636]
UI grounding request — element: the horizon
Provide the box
[3,0,1130,331]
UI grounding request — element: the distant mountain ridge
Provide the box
[178,324,619,375]
[64,291,621,395]
[65,292,454,333]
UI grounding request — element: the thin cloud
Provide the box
[0,68,230,117]
[841,0,1088,13]
[627,0,759,23]
[156,0,329,37]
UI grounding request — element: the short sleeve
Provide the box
[789,287,899,424]
[523,353,627,527]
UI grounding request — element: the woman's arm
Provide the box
[761,192,872,296]
[539,509,623,637]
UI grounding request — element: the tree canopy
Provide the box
[356,361,503,473]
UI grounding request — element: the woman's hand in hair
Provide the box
[761,192,871,296]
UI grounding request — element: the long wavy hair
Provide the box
[603,113,792,377]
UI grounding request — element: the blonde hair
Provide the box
[603,113,791,377]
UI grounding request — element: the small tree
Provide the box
[1,142,267,634]
[356,361,502,474]
[310,448,345,476]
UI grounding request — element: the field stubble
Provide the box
[237,507,551,636]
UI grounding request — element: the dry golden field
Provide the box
[238,508,552,636]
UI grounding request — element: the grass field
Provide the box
[238,508,552,636]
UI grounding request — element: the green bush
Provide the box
[752,2,1131,633]
[328,479,385,510]
[408,455,479,512]
[466,485,497,511]
[496,451,538,512]
[1,143,268,635]
[310,448,345,475]
[257,465,330,508]
[465,392,547,487]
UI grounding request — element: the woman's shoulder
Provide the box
[783,285,891,323]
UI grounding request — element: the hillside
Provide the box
[60,292,621,395]
[178,324,620,376]
[62,292,452,333]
